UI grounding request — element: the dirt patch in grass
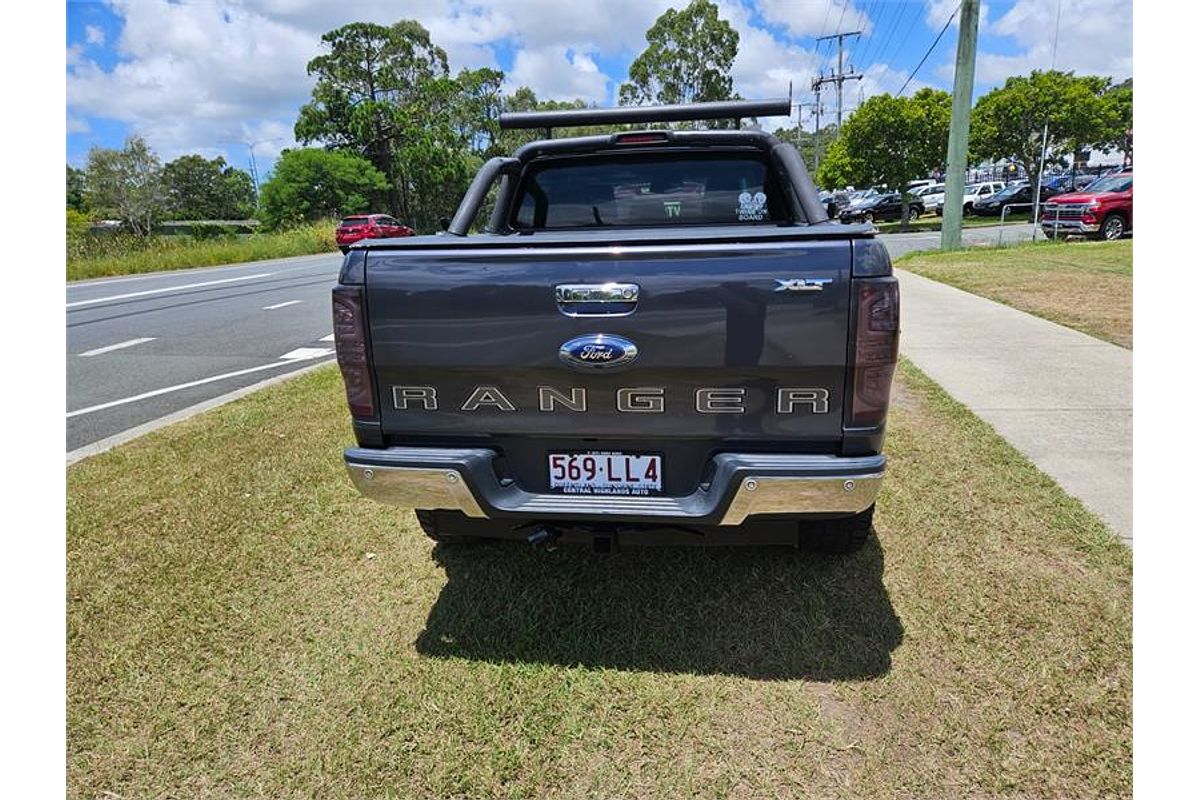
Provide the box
[67,363,1130,799]
[897,239,1132,347]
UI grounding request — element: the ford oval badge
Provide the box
[559,334,638,371]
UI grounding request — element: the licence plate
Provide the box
[548,452,662,495]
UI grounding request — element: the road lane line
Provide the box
[67,360,334,464]
[280,347,335,360]
[66,350,334,419]
[77,337,156,357]
[66,272,273,309]
[320,333,335,342]
[263,300,303,310]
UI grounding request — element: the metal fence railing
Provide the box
[997,202,1035,246]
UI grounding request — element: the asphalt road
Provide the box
[65,223,1038,456]
[67,252,344,454]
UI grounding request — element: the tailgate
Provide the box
[364,238,852,491]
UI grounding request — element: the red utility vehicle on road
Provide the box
[336,214,415,253]
[1040,171,1132,240]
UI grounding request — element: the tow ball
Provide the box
[526,526,563,550]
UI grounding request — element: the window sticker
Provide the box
[737,191,767,221]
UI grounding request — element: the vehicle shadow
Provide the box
[415,537,903,681]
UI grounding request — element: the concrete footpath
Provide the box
[895,270,1132,545]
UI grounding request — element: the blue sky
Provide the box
[66,1,1133,178]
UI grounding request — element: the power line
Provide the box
[883,4,926,93]
[854,0,897,70]
[868,1,909,76]
[897,3,960,96]
[845,0,883,68]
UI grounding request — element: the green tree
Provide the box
[814,137,855,191]
[162,154,256,220]
[970,70,1119,180]
[820,90,952,227]
[618,0,739,117]
[774,123,838,177]
[295,21,452,220]
[67,165,88,212]
[257,148,388,230]
[1101,78,1132,163]
[84,135,165,236]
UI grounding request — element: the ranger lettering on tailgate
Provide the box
[390,385,830,414]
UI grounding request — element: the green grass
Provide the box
[67,362,1130,798]
[873,212,1031,234]
[898,239,1133,347]
[66,220,339,281]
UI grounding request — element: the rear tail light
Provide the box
[332,285,377,419]
[848,278,899,428]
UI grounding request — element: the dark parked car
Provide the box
[973,183,1063,216]
[819,189,851,219]
[839,191,923,224]
[336,214,415,253]
[335,99,898,554]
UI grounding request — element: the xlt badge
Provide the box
[775,277,832,293]
[559,334,638,371]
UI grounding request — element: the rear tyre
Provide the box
[799,505,875,554]
[1100,213,1127,240]
[862,211,875,224]
[415,509,481,544]
[906,206,921,222]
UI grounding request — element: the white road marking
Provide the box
[66,360,334,464]
[280,347,335,360]
[320,333,335,342]
[65,272,274,309]
[77,337,156,357]
[262,300,302,310]
[66,349,335,419]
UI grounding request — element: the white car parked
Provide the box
[935,181,1005,215]
[912,183,946,214]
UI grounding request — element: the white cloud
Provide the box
[68,0,316,161]
[977,0,1132,82]
[64,0,1133,163]
[65,0,675,158]
[923,0,990,32]
[67,114,90,135]
[85,25,105,46]
[758,0,872,39]
[505,46,610,104]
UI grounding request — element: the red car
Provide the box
[336,214,415,253]
[1040,171,1132,240]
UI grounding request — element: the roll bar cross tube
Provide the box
[499,98,793,132]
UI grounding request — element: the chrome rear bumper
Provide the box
[344,447,884,526]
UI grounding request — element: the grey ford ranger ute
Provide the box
[333,99,898,553]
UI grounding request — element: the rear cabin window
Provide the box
[339,217,369,227]
[511,153,793,230]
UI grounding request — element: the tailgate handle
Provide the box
[555,283,639,316]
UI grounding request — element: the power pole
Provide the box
[940,0,980,250]
[812,31,862,134]
[795,99,823,172]
[812,85,823,169]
